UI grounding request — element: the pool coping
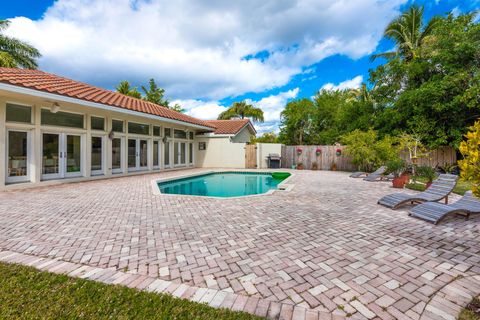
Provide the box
[150,169,295,199]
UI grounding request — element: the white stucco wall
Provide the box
[231,125,252,143]
[256,143,283,169]
[195,137,246,168]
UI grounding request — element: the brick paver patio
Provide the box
[1,169,479,319]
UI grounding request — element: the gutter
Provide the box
[0,82,215,131]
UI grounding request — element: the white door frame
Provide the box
[174,141,187,167]
[5,129,31,184]
[111,137,124,174]
[153,139,162,170]
[127,138,149,172]
[41,132,84,180]
[91,134,105,176]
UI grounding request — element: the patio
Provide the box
[0,169,479,319]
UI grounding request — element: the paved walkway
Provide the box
[1,169,479,319]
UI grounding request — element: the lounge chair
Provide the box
[363,166,387,181]
[350,171,367,178]
[377,174,458,209]
[409,191,480,224]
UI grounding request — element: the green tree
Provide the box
[0,20,41,69]
[217,101,264,122]
[459,120,480,197]
[116,80,142,99]
[278,98,316,145]
[252,132,279,143]
[371,5,440,61]
[141,79,169,106]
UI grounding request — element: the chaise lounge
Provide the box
[350,166,386,179]
[360,166,388,181]
[377,173,458,209]
[409,191,480,224]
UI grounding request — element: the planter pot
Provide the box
[426,181,432,189]
[392,177,406,188]
[401,173,410,184]
[297,165,304,170]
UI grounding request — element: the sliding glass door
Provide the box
[128,138,148,171]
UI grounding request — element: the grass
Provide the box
[0,262,262,320]
[406,176,473,195]
[458,297,480,320]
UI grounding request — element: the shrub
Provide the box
[459,121,480,197]
[416,165,437,182]
[386,158,406,177]
[342,129,397,172]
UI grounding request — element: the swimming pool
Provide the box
[157,172,290,198]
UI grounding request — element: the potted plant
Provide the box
[312,162,318,170]
[296,162,304,170]
[296,147,303,155]
[416,165,437,188]
[331,162,337,171]
[315,148,322,156]
[386,158,407,188]
[336,148,342,156]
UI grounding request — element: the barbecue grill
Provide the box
[267,153,281,168]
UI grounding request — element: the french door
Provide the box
[91,135,104,175]
[6,130,30,183]
[42,132,83,180]
[153,140,161,169]
[111,137,124,174]
[174,142,186,167]
[128,138,148,171]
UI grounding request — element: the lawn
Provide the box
[0,262,262,320]
[406,177,473,195]
[458,297,480,320]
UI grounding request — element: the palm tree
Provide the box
[116,80,142,99]
[0,20,41,69]
[217,101,264,122]
[371,5,440,62]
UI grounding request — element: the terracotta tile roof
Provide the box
[204,119,256,135]
[0,68,215,129]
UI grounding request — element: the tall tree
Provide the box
[115,80,142,99]
[0,20,41,69]
[278,99,316,145]
[217,101,264,122]
[371,5,440,61]
[141,79,169,106]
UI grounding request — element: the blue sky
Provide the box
[2,0,479,133]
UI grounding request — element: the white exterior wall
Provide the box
[0,89,202,190]
[256,143,283,169]
[195,137,246,168]
[231,125,252,143]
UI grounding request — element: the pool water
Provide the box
[158,172,289,198]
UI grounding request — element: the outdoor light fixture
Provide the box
[50,102,60,113]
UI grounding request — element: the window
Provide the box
[153,126,161,136]
[174,129,187,139]
[189,132,194,140]
[112,119,124,133]
[199,142,206,150]
[41,109,84,128]
[91,116,105,131]
[164,128,171,137]
[6,103,31,123]
[128,122,149,135]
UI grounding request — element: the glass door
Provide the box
[91,136,104,175]
[112,138,123,174]
[6,130,30,183]
[164,141,170,168]
[42,133,83,180]
[189,142,194,166]
[128,138,149,171]
[174,142,186,167]
[42,133,61,179]
[153,140,161,169]
[65,134,82,177]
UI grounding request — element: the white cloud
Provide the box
[451,6,462,17]
[5,0,406,100]
[321,75,363,91]
[175,87,299,134]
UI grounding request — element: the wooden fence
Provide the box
[281,145,355,171]
[280,145,457,171]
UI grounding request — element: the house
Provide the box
[195,119,257,168]
[0,68,255,190]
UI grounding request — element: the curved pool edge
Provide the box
[150,169,295,199]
